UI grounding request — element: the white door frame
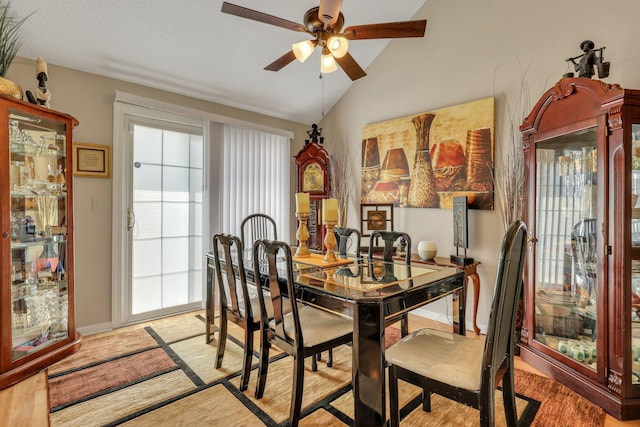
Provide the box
[112,92,209,328]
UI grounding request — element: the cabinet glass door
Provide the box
[631,123,640,384]
[534,128,598,370]
[8,109,68,362]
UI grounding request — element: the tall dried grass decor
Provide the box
[329,131,355,228]
[494,66,546,231]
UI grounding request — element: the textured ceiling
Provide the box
[10,0,427,125]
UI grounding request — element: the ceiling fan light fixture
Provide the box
[292,40,315,63]
[318,0,343,27]
[327,36,348,58]
[321,52,337,73]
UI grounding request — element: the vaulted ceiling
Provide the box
[11,0,427,125]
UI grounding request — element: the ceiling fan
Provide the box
[220,0,427,81]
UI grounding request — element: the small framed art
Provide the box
[360,203,394,237]
[73,142,111,178]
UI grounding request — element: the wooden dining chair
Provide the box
[368,230,412,335]
[334,226,361,259]
[385,220,527,427]
[310,226,361,371]
[253,239,352,427]
[212,233,260,392]
[367,230,412,265]
[212,233,291,392]
[240,213,277,248]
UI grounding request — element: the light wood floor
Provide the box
[1,311,639,426]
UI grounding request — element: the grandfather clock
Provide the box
[294,125,331,249]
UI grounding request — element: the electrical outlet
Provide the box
[92,197,101,212]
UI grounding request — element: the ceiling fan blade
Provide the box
[221,2,306,32]
[334,52,367,81]
[343,19,427,40]
[264,50,297,72]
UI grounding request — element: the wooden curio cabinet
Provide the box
[0,96,81,389]
[519,78,640,419]
[294,139,331,250]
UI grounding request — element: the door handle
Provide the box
[127,209,136,231]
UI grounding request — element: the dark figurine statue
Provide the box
[35,57,51,107]
[565,40,610,79]
[306,123,323,144]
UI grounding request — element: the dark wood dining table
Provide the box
[205,252,465,427]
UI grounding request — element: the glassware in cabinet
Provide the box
[532,129,598,370]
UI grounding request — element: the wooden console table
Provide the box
[408,255,481,334]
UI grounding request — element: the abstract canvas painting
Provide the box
[361,97,494,209]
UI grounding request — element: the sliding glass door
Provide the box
[127,120,203,321]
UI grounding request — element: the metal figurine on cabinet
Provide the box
[564,40,610,79]
[306,123,323,144]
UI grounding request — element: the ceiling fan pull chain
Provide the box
[321,73,325,116]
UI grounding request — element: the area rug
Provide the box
[47,311,605,426]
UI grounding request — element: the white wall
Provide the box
[318,0,640,331]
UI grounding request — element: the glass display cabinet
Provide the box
[519,78,640,420]
[0,96,81,389]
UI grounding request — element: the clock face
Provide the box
[303,163,324,192]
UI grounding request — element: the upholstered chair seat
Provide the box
[385,328,484,391]
[246,286,292,322]
[270,306,353,348]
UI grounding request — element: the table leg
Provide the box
[465,273,481,334]
[353,302,386,427]
[452,280,466,336]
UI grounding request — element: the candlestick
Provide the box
[322,198,338,224]
[323,222,337,263]
[295,212,310,257]
[295,192,310,214]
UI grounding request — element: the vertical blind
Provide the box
[220,125,290,242]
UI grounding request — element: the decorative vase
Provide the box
[465,128,493,191]
[417,240,437,261]
[361,137,381,202]
[408,113,439,208]
[0,76,23,100]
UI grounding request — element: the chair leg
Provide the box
[422,389,431,412]
[215,312,228,369]
[502,366,518,427]
[239,326,253,392]
[479,384,496,427]
[388,365,400,427]
[312,354,318,371]
[327,348,333,368]
[401,314,409,337]
[255,328,270,399]
[289,354,305,427]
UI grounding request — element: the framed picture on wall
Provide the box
[360,203,394,237]
[73,142,111,178]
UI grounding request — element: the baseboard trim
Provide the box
[77,322,113,337]
[411,307,485,334]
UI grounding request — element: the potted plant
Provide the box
[0,1,32,99]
